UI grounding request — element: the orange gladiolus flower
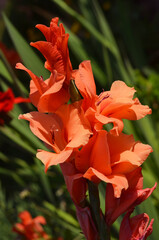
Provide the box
[12,211,50,240]
[16,15,156,240]
[105,167,157,225]
[74,61,152,135]
[19,104,92,172]
[16,17,74,113]
[119,209,154,240]
[75,131,152,197]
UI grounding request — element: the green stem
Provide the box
[88,181,110,240]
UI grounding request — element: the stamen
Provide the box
[50,128,60,153]
[40,76,44,81]
[96,93,110,106]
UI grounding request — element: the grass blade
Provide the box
[2,13,49,79]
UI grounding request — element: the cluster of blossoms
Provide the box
[12,210,63,240]
[17,18,156,240]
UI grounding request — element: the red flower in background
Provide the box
[0,88,30,125]
[119,209,154,240]
[0,42,20,67]
[12,210,50,240]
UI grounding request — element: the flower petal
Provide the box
[83,167,128,197]
[110,80,136,99]
[56,105,92,149]
[74,60,96,98]
[37,149,73,172]
[19,111,60,148]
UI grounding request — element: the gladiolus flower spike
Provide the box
[17,17,156,240]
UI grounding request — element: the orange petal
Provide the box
[37,149,72,172]
[112,160,139,175]
[56,105,92,149]
[83,167,128,198]
[108,98,152,120]
[29,79,41,107]
[128,98,152,120]
[35,24,50,41]
[19,112,60,148]
[38,87,69,113]
[30,41,64,73]
[75,60,96,98]
[110,80,136,99]
[16,63,47,95]
[100,81,152,121]
[95,114,124,135]
[133,142,153,162]
[110,140,152,170]
[37,73,69,112]
[90,131,112,175]
[75,135,96,173]
[107,133,135,160]
[100,98,133,117]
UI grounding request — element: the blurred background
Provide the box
[0,0,159,239]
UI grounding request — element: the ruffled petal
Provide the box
[30,41,64,74]
[83,167,128,197]
[37,149,73,172]
[110,80,136,99]
[19,112,60,148]
[37,73,69,112]
[56,105,92,149]
[75,60,96,98]
[95,113,124,135]
[16,63,47,95]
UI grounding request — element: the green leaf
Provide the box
[44,201,79,227]
[52,0,118,57]
[0,59,12,84]
[0,49,28,95]
[0,126,36,154]
[34,158,56,203]
[137,117,159,168]
[64,25,106,86]
[0,167,25,186]
[2,13,49,79]
[52,0,133,85]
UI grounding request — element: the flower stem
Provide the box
[88,181,110,240]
